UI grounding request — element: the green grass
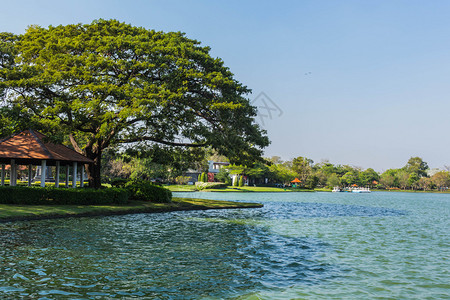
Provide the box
[0,197,262,222]
[165,184,314,193]
[372,188,450,193]
[314,187,333,192]
[165,184,198,192]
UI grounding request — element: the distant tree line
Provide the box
[100,147,449,191]
[210,156,450,191]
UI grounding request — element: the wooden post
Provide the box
[28,164,32,187]
[1,164,5,186]
[55,161,60,188]
[65,165,70,188]
[72,162,77,188]
[41,160,46,187]
[80,164,84,188]
[10,159,15,186]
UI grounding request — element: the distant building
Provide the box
[208,161,230,174]
[184,161,230,184]
[184,169,201,184]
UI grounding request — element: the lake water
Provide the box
[0,192,448,299]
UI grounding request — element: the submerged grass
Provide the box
[0,197,262,222]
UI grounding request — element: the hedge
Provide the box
[124,180,172,203]
[0,186,129,205]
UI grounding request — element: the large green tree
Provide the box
[292,156,313,184]
[0,20,269,188]
[404,157,429,178]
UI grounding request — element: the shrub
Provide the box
[197,174,202,182]
[0,186,129,205]
[233,176,239,187]
[124,180,172,203]
[215,169,232,185]
[201,172,208,183]
[111,178,128,187]
[175,176,191,185]
[239,176,244,187]
[195,182,228,191]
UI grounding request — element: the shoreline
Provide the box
[0,197,263,223]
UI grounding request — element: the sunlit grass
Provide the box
[165,184,198,192]
[165,184,313,193]
[0,197,262,221]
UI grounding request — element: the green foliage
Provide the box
[304,175,319,189]
[233,175,239,187]
[268,163,297,185]
[195,182,228,191]
[215,168,232,185]
[227,164,246,175]
[198,174,203,182]
[175,176,191,185]
[239,175,244,187]
[246,163,269,180]
[341,171,359,186]
[326,173,340,187]
[292,156,313,184]
[201,172,208,183]
[359,168,379,186]
[0,186,129,205]
[404,157,429,178]
[408,173,420,189]
[1,19,269,187]
[431,171,450,190]
[124,180,172,203]
[110,178,128,187]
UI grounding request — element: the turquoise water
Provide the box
[0,192,448,299]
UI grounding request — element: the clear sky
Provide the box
[2,0,450,171]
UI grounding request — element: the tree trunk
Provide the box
[85,147,102,189]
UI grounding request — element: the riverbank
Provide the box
[166,185,313,193]
[166,185,450,194]
[0,197,263,223]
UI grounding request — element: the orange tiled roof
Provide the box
[0,130,93,165]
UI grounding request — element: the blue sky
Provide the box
[2,0,450,171]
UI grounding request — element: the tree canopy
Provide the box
[0,20,269,187]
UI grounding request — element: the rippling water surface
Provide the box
[0,192,449,299]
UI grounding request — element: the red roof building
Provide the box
[0,130,93,187]
[0,130,93,166]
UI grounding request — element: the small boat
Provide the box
[332,186,342,192]
[351,187,371,193]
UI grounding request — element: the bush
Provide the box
[195,182,228,191]
[124,180,172,203]
[0,186,129,205]
[215,169,232,185]
[175,176,191,185]
[201,172,208,183]
[111,178,128,188]
[239,176,244,187]
[233,176,239,187]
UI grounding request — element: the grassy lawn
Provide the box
[0,197,262,222]
[165,184,198,192]
[166,184,313,193]
[372,188,450,193]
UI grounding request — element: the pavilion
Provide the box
[0,130,94,188]
[291,178,302,188]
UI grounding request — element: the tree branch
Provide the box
[119,136,207,148]
[69,134,83,153]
